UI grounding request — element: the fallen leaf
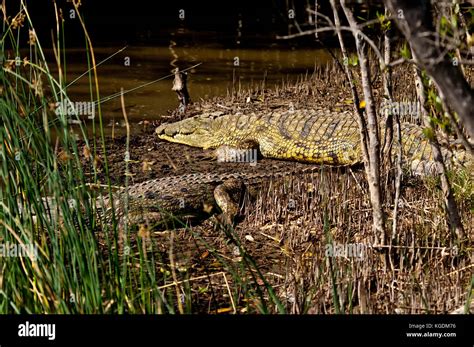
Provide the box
[217,307,233,314]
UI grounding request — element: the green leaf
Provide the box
[400,43,411,59]
[422,127,435,141]
[349,54,359,67]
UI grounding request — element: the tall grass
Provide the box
[0,1,182,313]
[2,1,119,313]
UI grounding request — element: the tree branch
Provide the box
[384,0,474,139]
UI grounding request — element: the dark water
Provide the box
[55,46,331,135]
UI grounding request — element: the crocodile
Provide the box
[155,107,468,172]
[156,108,363,165]
[37,164,319,228]
[99,166,321,227]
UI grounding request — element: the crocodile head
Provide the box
[155,112,225,149]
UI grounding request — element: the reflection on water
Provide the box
[52,46,331,134]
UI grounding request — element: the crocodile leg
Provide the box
[213,178,245,226]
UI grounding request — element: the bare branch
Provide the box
[277,26,386,69]
[384,0,474,139]
[339,0,387,245]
